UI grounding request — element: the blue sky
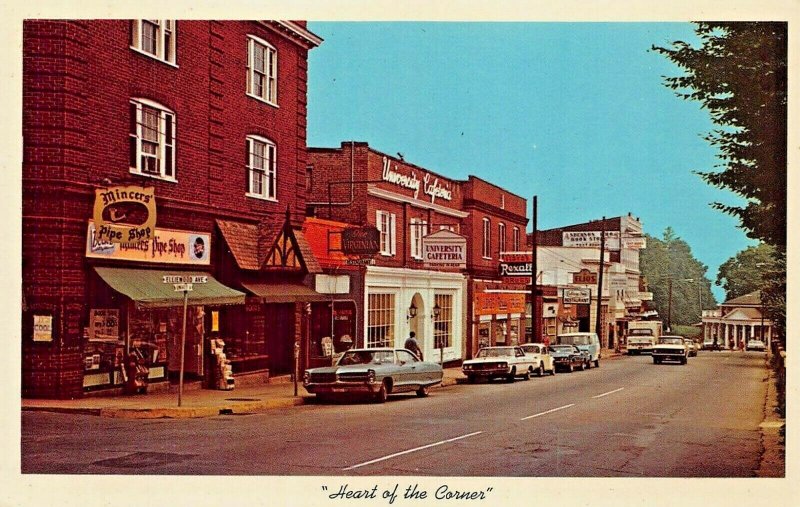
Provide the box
[306,22,758,302]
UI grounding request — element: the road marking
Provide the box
[342,431,483,471]
[592,387,625,399]
[520,404,575,421]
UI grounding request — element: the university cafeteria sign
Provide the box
[422,229,466,268]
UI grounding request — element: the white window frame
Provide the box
[377,211,396,256]
[513,227,520,251]
[131,20,177,66]
[482,217,491,259]
[499,222,506,255]
[246,35,278,106]
[434,293,453,349]
[410,218,428,260]
[367,293,396,348]
[129,98,176,182]
[245,135,277,201]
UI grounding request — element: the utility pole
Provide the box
[531,196,538,343]
[595,217,606,346]
[667,277,673,332]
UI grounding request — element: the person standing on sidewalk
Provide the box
[404,331,423,360]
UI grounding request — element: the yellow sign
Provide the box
[93,186,157,244]
[475,292,526,316]
[211,311,219,332]
[33,315,53,342]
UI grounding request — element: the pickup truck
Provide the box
[625,328,658,354]
[652,335,689,365]
[462,346,537,382]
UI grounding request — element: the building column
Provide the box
[724,324,730,348]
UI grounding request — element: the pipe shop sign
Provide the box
[93,185,156,243]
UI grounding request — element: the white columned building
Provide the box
[701,291,771,349]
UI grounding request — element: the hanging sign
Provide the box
[422,229,466,268]
[93,186,157,244]
[572,268,597,285]
[341,227,380,255]
[563,288,592,304]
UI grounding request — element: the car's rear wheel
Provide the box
[549,366,556,376]
[578,360,585,371]
[524,367,533,380]
[416,385,430,397]
[594,359,600,368]
[537,363,545,377]
[568,363,574,373]
[374,381,388,403]
[681,357,687,365]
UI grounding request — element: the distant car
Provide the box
[556,332,600,367]
[519,343,556,376]
[746,339,766,352]
[462,346,537,383]
[652,336,689,365]
[303,348,443,403]
[549,344,589,372]
[703,339,722,351]
[683,338,698,357]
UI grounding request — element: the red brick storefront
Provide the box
[22,20,322,398]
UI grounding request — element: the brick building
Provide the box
[22,20,322,398]
[306,142,529,362]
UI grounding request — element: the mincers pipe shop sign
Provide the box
[93,185,156,243]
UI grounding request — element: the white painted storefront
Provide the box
[363,266,466,363]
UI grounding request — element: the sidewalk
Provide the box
[22,367,465,419]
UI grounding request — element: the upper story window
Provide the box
[498,222,506,255]
[376,211,397,256]
[482,218,491,259]
[246,135,277,200]
[410,218,428,260]
[513,227,520,251]
[129,98,175,181]
[131,20,176,65]
[247,35,278,105]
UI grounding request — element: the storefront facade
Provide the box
[22,20,322,398]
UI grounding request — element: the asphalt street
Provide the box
[21,350,768,476]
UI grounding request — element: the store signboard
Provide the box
[572,268,597,285]
[562,231,620,250]
[33,315,53,342]
[93,185,157,244]
[609,276,627,289]
[86,221,210,265]
[563,288,592,304]
[341,227,380,255]
[381,156,454,203]
[422,229,467,268]
[622,236,647,249]
[475,292,526,316]
[499,252,533,284]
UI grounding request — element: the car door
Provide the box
[396,349,424,387]
[540,346,554,371]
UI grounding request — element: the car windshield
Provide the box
[659,337,684,345]
[338,350,395,365]
[550,345,574,352]
[476,347,515,358]
[559,335,590,345]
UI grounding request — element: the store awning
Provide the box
[95,267,246,308]
[241,282,329,303]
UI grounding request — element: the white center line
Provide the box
[520,403,575,421]
[592,387,625,399]
[342,431,483,471]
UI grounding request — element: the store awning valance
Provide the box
[95,267,246,308]
[241,282,329,303]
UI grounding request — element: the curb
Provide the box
[755,365,785,477]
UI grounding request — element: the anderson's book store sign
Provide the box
[86,221,211,265]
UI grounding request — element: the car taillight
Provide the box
[303,371,310,385]
[499,362,507,368]
[367,369,376,383]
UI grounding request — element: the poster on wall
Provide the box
[86,221,210,265]
[33,315,53,342]
[88,309,119,341]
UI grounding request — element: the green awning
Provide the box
[94,267,245,308]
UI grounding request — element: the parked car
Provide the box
[303,348,443,403]
[519,343,556,376]
[702,339,722,351]
[683,338,698,357]
[746,339,766,352]
[556,332,600,367]
[652,336,689,365]
[549,344,589,372]
[462,346,536,383]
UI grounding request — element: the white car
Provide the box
[462,346,537,383]
[652,335,689,365]
[683,338,698,357]
[746,339,766,352]
[519,343,556,376]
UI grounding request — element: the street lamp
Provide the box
[407,302,417,321]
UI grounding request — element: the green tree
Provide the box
[639,228,717,328]
[715,243,776,300]
[653,23,787,249]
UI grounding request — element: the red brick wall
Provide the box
[22,20,317,398]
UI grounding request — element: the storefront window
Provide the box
[478,322,490,350]
[493,319,507,345]
[367,293,395,348]
[434,293,453,348]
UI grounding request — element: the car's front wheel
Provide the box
[594,359,600,368]
[568,363,574,373]
[416,385,430,397]
[507,367,516,383]
[374,381,389,403]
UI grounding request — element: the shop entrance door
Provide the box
[265,303,294,375]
